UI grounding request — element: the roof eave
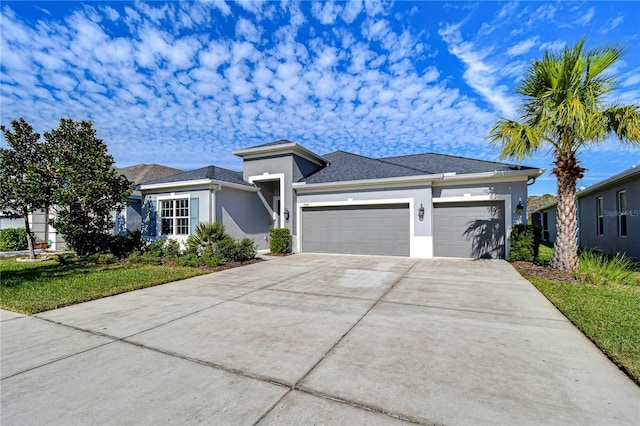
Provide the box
[233,142,329,165]
[577,166,640,198]
[139,179,258,192]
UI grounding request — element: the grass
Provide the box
[538,241,553,264]
[528,276,640,384]
[0,258,211,315]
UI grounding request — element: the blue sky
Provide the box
[1,1,639,196]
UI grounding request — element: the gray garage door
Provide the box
[301,204,410,256]
[433,201,505,259]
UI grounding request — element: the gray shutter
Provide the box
[190,197,199,235]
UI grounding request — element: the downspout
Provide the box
[210,184,221,223]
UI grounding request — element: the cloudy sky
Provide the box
[1,1,639,195]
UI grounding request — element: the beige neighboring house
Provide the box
[1,164,183,251]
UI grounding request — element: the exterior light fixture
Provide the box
[516,199,524,216]
[418,204,425,221]
[284,208,290,222]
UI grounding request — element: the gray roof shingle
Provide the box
[118,164,184,196]
[380,152,534,174]
[140,165,251,187]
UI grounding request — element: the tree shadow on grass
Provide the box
[0,262,111,288]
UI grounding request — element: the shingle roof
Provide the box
[380,152,535,174]
[301,151,423,183]
[300,151,538,184]
[140,165,251,187]
[118,164,184,196]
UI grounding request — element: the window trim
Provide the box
[617,190,627,237]
[158,195,190,236]
[596,196,604,236]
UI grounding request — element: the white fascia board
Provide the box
[577,166,639,198]
[293,174,441,193]
[432,169,544,186]
[233,143,329,165]
[139,179,258,193]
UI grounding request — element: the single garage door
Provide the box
[433,201,505,259]
[301,204,410,256]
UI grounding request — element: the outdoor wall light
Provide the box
[516,199,524,217]
[284,208,290,222]
[418,204,425,221]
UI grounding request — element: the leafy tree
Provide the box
[0,118,53,259]
[489,39,640,271]
[44,119,132,255]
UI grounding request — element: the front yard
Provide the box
[0,258,211,315]
[515,250,640,385]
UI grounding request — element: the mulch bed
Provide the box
[511,260,578,283]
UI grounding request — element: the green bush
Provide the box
[573,250,635,286]
[235,237,257,262]
[175,253,200,267]
[186,222,226,254]
[269,228,291,254]
[81,253,118,265]
[56,253,78,265]
[214,235,237,262]
[128,252,162,265]
[108,230,143,258]
[0,228,36,251]
[508,224,542,262]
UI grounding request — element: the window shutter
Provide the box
[190,197,199,235]
[148,200,157,237]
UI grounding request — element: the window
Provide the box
[542,212,549,241]
[618,190,627,237]
[596,197,604,236]
[160,199,189,235]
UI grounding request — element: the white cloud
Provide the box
[538,40,566,52]
[575,7,595,26]
[505,36,538,57]
[342,0,363,24]
[235,18,261,43]
[311,1,342,25]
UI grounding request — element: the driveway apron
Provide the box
[1,254,638,425]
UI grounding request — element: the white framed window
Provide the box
[160,198,189,235]
[596,197,604,236]
[617,190,627,237]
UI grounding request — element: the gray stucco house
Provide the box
[138,140,543,259]
[533,165,640,259]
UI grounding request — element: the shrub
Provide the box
[508,224,542,262]
[163,239,182,259]
[108,230,144,258]
[81,253,118,265]
[214,235,237,262]
[56,253,77,265]
[235,237,257,262]
[129,252,162,265]
[573,250,635,286]
[0,228,36,251]
[175,253,200,267]
[269,228,291,254]
[186,222,226,254]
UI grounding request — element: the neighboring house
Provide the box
[2,164,182,251]
[139,140,543,259]
[532,202,558,243]
[533,165,640,259]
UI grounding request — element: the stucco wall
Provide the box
[577,176,639,259]
[216,187,272,250]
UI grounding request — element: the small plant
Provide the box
[508,224,542,262]
[0,228,36,251]
[235,237,257,262]
[186,222,226,254]
[269,228,291,254]
[108,230,143,258]
[573,250,635,286]
[175,253,200,267]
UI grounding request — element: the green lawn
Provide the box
[0,258,211,315]
[525,274,640,385]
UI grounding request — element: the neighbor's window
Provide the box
[617,190,627,237]
[160,199,189,235]
[596,197,604,236]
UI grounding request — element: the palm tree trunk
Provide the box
[550,153,582,271]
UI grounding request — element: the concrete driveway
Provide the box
[1,254,638,425]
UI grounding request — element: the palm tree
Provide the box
[488,39,640,271]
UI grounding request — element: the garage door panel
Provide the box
[302,204,410,256]
[433,201,505,259]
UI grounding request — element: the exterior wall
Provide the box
[295,186,432,256]
[141,188,211,246]
[577,176,639,259]
[216,187,272,250]
[539,206,557,242]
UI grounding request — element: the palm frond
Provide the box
[487,119,544,160]
[604,105,640,144]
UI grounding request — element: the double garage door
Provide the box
[300,201,505,258]
[301,204,410,256]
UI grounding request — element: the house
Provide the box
[114,164,183,235]
[533,165,639,259]
[138,140,543,259]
